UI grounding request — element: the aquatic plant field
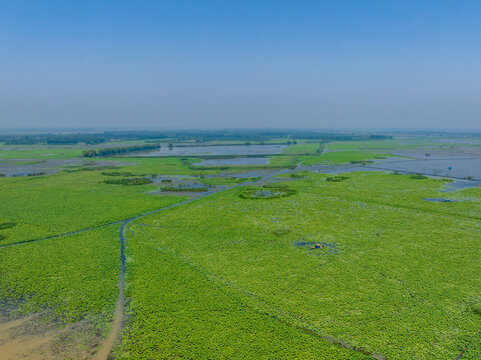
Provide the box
[119,172,481,359]
[1,133,481,359]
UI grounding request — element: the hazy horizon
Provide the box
[1,1,481,130]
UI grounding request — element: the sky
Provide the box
[0,1,481,130]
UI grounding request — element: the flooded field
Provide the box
[423,198,456,202]
[193,157,271,166]
[0,159,131,177]
[364,157,481,181]
[441,178,481,192]
[390,148,481,159]
[136,144,286,156]
[299,154,481,190]
[4,133,481,360]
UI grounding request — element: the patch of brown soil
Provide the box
[93,290,123,360]
[0,313,102,360]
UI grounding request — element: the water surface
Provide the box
[137,144,286,156]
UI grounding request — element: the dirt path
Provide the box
[92,295,124,360]
[0,314,84,360]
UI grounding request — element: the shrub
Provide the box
[410,174,428,179]
[471,303,481,315]
[326,175,349,182]
[239,186,297,199]
[272,228,291,237]
[350,160,373,164]
[103,177,152,186]
[160,185,208,192]
[101,171,135,176]
[0,222,16,230]
[83,143,160,157]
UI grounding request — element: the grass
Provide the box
[118,171,481,359]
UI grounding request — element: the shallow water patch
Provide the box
[194,157,272,166]
[423,198,456,203]
[239,186,297,199]
[441,179,481,192]
[294,241,338,254]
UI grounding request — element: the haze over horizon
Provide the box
[1,1,480,130]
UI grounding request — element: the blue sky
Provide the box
[1,1,480,129]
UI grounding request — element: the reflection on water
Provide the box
[364,158,481,181]
[136,144,286,156]
[194,158,272,166]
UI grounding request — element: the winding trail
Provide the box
[92,221,127,360]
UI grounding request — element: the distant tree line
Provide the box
[5,129,481,145]
[2,134,107,145]
[0,130,397,145]
[83,143,160,157]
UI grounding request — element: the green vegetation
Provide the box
[327,138,441,151]
[119,220,369,359]
[0,147,83,159]
[326,175,349,182]
[0,225,119,327]
[199,176,261,186]
[0,170,186,245]
[268,155,298,168]
[281,143,321,154]
[117,171,481,359]
[114,157,219,175]
[83,143,159,157]
[410,174,429,179]
[3,132,481,359]
[0,221,17,230]
[160,185,209,192]
[471,304,481,316]
[1,133,108,145]
[101,171,135,176]
[239,185,297,199]
[299,150,392,165]
[103,177,153,186]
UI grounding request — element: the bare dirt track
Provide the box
[0,313,100,360]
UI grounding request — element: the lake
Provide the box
[136,144,286,156]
